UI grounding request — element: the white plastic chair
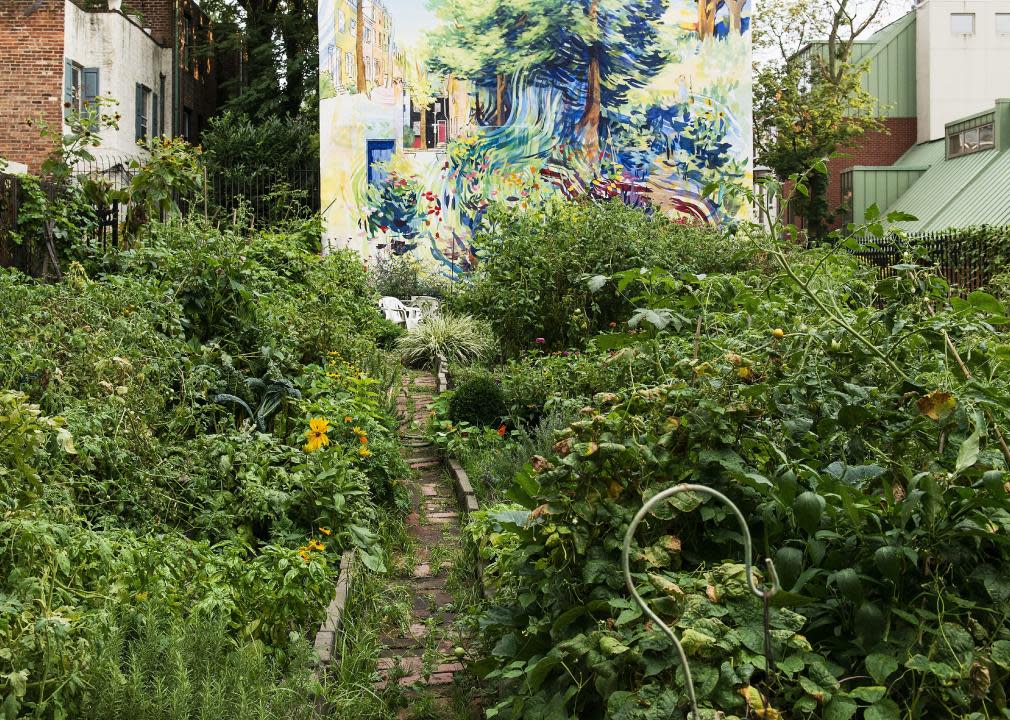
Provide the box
[410,295,441,318]
[379,296,422,331]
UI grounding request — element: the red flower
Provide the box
[497,425,507,437]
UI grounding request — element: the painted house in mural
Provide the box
[319,0,753,276]
[0,0,225,174]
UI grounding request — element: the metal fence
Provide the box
[207,169,321,224]
[1,161,321,278]
[849,227,1010,291]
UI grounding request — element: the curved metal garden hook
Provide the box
[621,484,781,720]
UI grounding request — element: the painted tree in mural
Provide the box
[724,0,748,35]
[428,0,668,159]
[426,0,554,126]
[356,0,367,93]
[554,0,669,160]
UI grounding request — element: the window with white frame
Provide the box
[338,9,345,33]
[951,13,975,35]
[997,13,1010,35]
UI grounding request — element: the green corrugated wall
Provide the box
[849,167,927,224]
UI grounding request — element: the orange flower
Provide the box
[498,425,507,437]
[359,435,368,444]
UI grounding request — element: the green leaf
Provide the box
[967,291,1005,316]
[851,686,887,702]
[823,696,858,720]
[57,428,77,455]
[863,204,881,222]
[587,275,609,293]
[599,635,630,655]
[991,640,1010,670]
[866,653,899,684]
[865,699,900,720]
[955,427,981,474]
[885,210,917,223]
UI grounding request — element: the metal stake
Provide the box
[621,483,780,720]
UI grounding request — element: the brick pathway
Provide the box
[380,371,469,716]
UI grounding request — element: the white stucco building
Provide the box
[915,0,1010,142]
[63,2,174,162]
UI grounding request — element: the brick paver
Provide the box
[374,371,470,712]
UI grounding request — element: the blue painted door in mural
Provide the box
[366,140,396,186]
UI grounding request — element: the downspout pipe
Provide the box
[172,0,180,137]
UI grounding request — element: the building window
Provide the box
[951,13,975,35]
[998,14,1010,34]
[64,61,100,119]
[338,9,345,32]
[183,107,192,141]
[152,92,159,139]
[948,122,995,158]
[346,52,353,78]
[135,84,151,142]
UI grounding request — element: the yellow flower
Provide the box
[304,417,331,453]
[358,447,372,458]
[309,539,325,551]
[352,426,366,436]
[319,527,332,536]
[344,416,353,423]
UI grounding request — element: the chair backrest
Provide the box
[379,296,408,324]
[379,296,407,312]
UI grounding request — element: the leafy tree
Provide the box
[200,0,317,119]
[754,0,896,238]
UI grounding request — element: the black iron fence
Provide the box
[206,169,321,224]
[849,227,1010,292]
[1,162,321,278]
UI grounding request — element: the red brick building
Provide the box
[0,0,224,173]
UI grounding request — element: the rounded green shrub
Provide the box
[448,375,507,427]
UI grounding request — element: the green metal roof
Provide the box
[884,150,1004,232]
[927,150,1010,230]
[893,140,945,168]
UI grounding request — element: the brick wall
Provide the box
[828,117,918,228]
[121,0,174,46]
[177,0,219,141]
[0,0,66,173]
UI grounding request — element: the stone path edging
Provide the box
[434,352,489,599]
[314,549,355,666]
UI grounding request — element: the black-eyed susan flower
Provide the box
[304,418,331,453]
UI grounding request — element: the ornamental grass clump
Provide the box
[396,312,494,366]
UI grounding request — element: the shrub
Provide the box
[448,375,507,427]
[395,312,493,367]
[456,199,747,356]
[369,253,450,299]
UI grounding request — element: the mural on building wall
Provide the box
[319,0,752,276]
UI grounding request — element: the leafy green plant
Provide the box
[395,312,493,366]
[456,199,744,356]
[126,137,203,236]
[447,375,507,428]
[212,376,302,433]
